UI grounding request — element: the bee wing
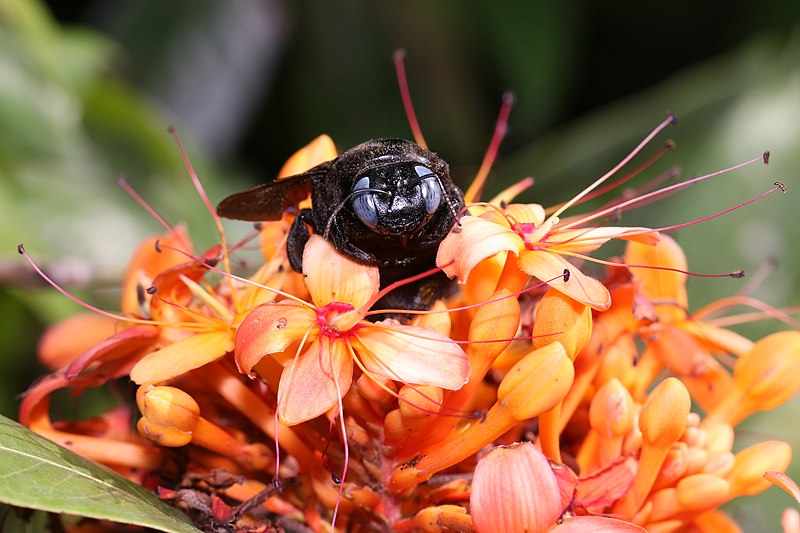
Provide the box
[216,164,330,221]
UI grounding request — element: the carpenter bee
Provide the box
[217,138,465,313]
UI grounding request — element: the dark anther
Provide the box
[730,270,746,279]
[167,125,176,135]
[499,200,508,209]
[272,478,283,492]
[253,222,263,230]
[763,151,771,165]
[664,139,677,149]
[154,240,162,253]
[146,286,158,295]
[562,268,571,283]
[452,225,462,233]
[775,181,787,193]
[16,244,25,255]
[331,473,342,485]
[666,111,678,125]
[204,257,219,268]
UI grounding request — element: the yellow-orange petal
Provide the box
[354,325,469,390]
[278,337,353,425]
[276,134,337,179]
[470,442,561,533]
[302,235,379,309]
[130,330,234,384]
[624,234,688,308]
[727,440,792,498]
[517,250,610,311]
[553,516,646,532]
[437,216,523,282]
[234,301,316,375]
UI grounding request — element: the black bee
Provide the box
[217,138,465,313]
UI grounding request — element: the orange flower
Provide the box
[437,202,659,311]
[235,234,469,425]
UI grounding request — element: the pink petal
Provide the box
[302,235,379,308]
[353,325,468,389]
[234,301,317,375]
[518,250,611,311]
[470,442,562,533]
[437,216,523,282]
[278,337,353,425]
[130,331,234,384]
[553,516,646,532]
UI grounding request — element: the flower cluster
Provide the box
[19,117,800,533]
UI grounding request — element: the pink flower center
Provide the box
[315,301,359,338]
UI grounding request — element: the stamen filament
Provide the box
[464,92,515,204]
[557,153,766,232]
[548,113,676,222]
[393,49,427,149]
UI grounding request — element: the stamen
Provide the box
[167,127,240,313]
[559,249,746,280]
[18,244,159,327]
[545,140,677,215]
[691,296,800,330]
[547,113,676,222]
[117,177,190,251]
[558,153,768,232]
[154,242,313,309]
[393,49,427,149]
[464,92,515,204]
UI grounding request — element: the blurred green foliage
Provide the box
[2,0,800,530]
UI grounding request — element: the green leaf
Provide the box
[0,415,201,533]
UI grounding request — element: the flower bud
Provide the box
[470,442,561,533]
[136,385,199,447]
[532,288,592,360]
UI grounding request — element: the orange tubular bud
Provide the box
[704,331,800,428]
[497,341,574,421]
[399,385,443,420]
[470,442,562,533]
[690,510,745,533]
[136,384,199,447]
[389,343,573,492]
[624,234,688,313]
[726,441,792,499]
[616,378,690,515]
[589,378,635,468]
[407,505,474,533]
[532,287,593,360]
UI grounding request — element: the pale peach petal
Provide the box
[354,325,468,389]
[303,235,379,309]
[437,216,523,282]
[131,331,234,384]
[502,203,546,227]
[234,301,317,375]
[548,227,660,254]
[518,250,611,311]
[553,516,646,532]
[278,337,353,425]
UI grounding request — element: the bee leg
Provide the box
[286,208,316,272]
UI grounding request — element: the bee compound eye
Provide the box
[415,166,442,214]
[352,176,379,228]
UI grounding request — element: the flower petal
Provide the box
[131,331,234,384]
[303,235,379,308]
[278,337,353,425]
[437,216,523,282]
[354,325,468,389]
[234,301,317,375]
[518,250,611,311]
[553,516,646,532]
[276,134,337,179]
[549,227,660,254]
